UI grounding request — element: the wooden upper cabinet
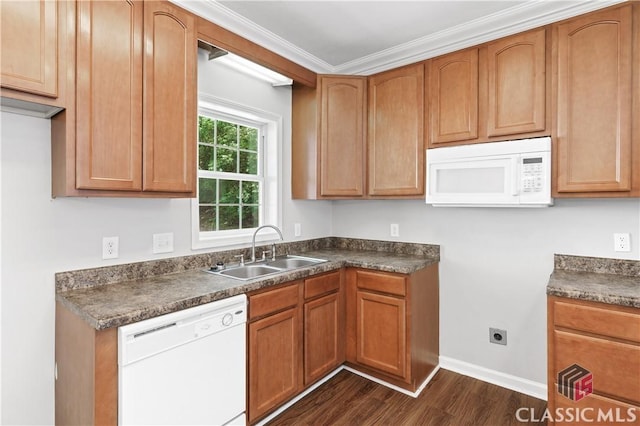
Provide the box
[429,49,479,144]
[319,76,367,197]
[553,5,635,195]
[0,0,58,97]
[368,63,425,197]
[143,2,196,193]
[76,0,144,191]
[52,0,197,197]
[486,28,546,137]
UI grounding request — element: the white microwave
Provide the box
[426,137,553,207]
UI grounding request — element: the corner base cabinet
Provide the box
[547,296,640,425]
[346,264,439,392]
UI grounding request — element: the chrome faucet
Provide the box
[251,225,284,263]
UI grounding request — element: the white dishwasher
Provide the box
[118,294,247,425]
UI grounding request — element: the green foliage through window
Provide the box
[198,115,261,232]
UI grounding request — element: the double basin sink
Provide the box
[207,255,327,281]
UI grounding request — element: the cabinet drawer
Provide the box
[553,392,640,425]
[249,283,300,320]
[554,330,640,403]
[355,270,406,296]
[554,299,640,343]
[304,271,341,300]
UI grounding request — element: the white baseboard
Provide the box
[343,365,440,398]
[439,356,547,401]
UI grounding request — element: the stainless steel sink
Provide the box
[206,255,327,281]
[266,255,327,269]
[217,264,283,280]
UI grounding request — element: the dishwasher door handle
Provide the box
[132,322,177,339]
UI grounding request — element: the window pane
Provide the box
[198,116,214,143]
[239,126,258,151]
[216,121,237,147]
[219,179,239,204]
[199,178,216,204]
[198,144,214,171]
[219,206,240,230]
[239,151,258,175]
[242,181,260,204]
[199,206,217,232]
[216,147,237,173]
[242,206,259,229]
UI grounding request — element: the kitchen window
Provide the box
[192,95,281,249]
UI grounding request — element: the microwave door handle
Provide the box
[511,157,520,196]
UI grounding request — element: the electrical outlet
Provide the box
[102,236,119,259]
[614,233,631,252]
[294,223,301,237]
[490,328,507,345]
[153,233,174,254]
[390,223,399,237]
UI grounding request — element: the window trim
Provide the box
[192,93,283,250]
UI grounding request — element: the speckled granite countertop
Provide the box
[547,254,640,308]
[56,238,439,330]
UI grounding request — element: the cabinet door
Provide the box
[368,64,424,196]
[75,0,144,191]
[429,49,478,144]
[487,28,546,137]
[319,76,366,197]
[0,0,57,97]
[304,292,344,385]
[554,6,633,193]
[143,2,196,193]
[355,290,406,379]
[248,308,302,423]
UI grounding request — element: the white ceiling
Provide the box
[177,0,626,76]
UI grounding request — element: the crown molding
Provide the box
[174,0,628,76]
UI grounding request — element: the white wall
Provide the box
[332,198,640,388]
[0,55,331,425]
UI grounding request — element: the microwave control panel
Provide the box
[521,157,544,193]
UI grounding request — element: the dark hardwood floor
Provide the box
[266,369,547,425]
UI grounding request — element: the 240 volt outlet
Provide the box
[490,328,507,345]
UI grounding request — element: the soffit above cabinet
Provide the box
[173,0,626,75]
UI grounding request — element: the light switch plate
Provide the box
[153,233,174,254]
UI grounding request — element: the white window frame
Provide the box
[192,94,282,250]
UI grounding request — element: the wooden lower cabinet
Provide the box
[247,271,346,424]
[355,290,407,378]
[248,306,303,423]
[547,296,640,425]
[303,271,345,385]
[247,282,303,424]
[55,303,117,425]
[346,265,439,392]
